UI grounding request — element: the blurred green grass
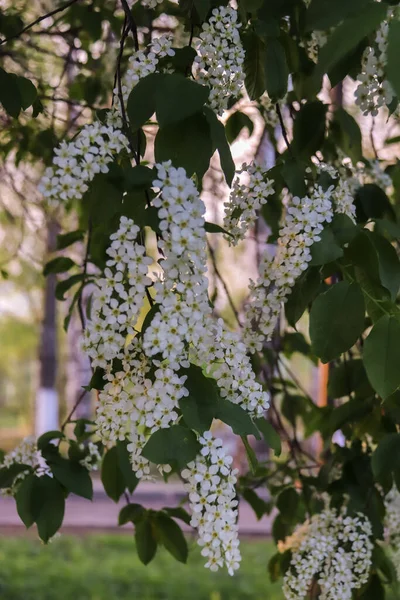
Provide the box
[0,534,284,600]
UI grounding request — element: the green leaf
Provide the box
[310,226,344,266]
[101,446,126,502]
[0,463,32,488]
[204,222,233,237]
[127,73,161,131]
[276,487,300,524]
[225,112,254,144]
[264,38,288,101]
[37,431,64,451]
[387,20,400,102]
[328,359,373,399]
[162,46,197,74]
[154,513,188,563]
[118,503,145,526]
[329,397,374,432]
[156,75,209,127]
[116,440,139,494]
[0,67,21,117]
[49,456,93,500]
[369,232,400,301]
[124,165,155,191]
[255,417,281,456]
[162,507,191,525]
[315,2,388,79]
[331,107,363,163]
[35,476,65,543]
[281,160,307,197]
[142,425,201,469]
[292,101,327,159]
[155,112,213,179]
[56,230,85,250]
[372,433,400,480]
[306,0,371,32]
[204,107,235,186]
[355,184,395,222]
[375,218,400,241]
[15,75,37,110]
[43,257,76,276]
[135,518,158,565]
[55,274,84,301]
[87,367,105,391]
[15,474,40,528]
[243,30,266,100]
[242,488,270,520]
[346,230,393,322]
[309,281,365,363]
[285,268,321,328]
[179,364,219,433]
[330,214,359,246]
[363,315,400,399]
[216,398,260,438]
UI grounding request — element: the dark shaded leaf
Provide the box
[309,281,365,363]
[364,315,400,399]
[142,425,201,469]
[101,446,125,502]
[216,398,260,438]
[154,513,188,563]
[135,518,158,565]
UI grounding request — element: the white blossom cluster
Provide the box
[243,183,334,351]
[81,164,270,573]
[223,162,275,244]
[384,487,400,576]
[119,34,175,104]
[141,0,163,9]
[355,15,395,116]
[281,509,373,600]
[0,436,52,496]
[88,165,269,470]
[302,30,327,63]
[79,441,102,471]
[317,163,357,222]
[182,431,241,575]
[82,216,153,368]
[195,6,245,114]
[39,121,128,206]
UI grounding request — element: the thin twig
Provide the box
[61,389,87,431]
[207,239,242,328]
[0,0,81,45]
[120,0,139,51]
[276,103,294,158]
[370,117,379,159]
[77,220,93,331]
[115,21,140,163]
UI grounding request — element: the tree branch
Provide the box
[0,0,81,45]
[207,239,243,328]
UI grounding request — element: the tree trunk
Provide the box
[35,219,60,436]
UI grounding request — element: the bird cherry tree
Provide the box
[2,0,400,597]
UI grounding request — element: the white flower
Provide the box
[282,509,373,600]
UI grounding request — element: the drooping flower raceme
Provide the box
[355,14,395,116]
[195,6,245,114]
[223,162,275,244]
[182,431,241,575]
[243,183,334,351]
[281,509,373,600]
[38,121,129,206]
[81,164,269,573]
